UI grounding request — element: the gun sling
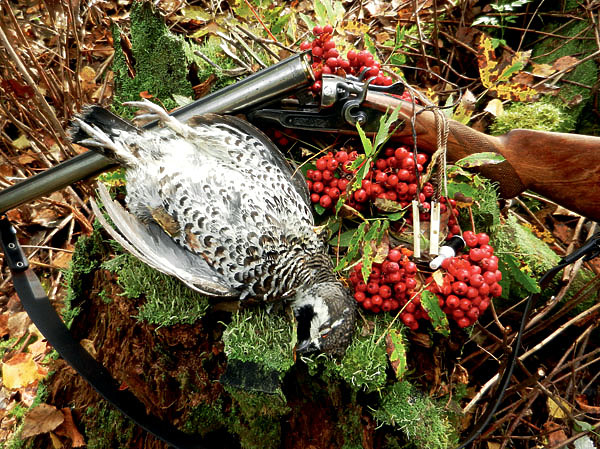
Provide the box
[0,215,206,449]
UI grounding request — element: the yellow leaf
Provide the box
[2,353,45,389]
[547,396,571,419]
[530,62,555,77]
[432,269,445,287]
[12,134,31,150]
[339,20,369,35]
[182,6,212,21]
[484,98,504,117]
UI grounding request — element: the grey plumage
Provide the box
[72,100,355,356]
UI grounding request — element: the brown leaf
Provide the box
[55,408,85,447]
[575,394,600,414]
[21,403,64,438]
[52,251,73,269]
[193,73,217,99]
[542,421,568,446]
[0,314,9,338]
[28,339,49,359]
[530,62,556,77]
[552,55,579,72]
[7,311,31,339]
[512,72,534,86]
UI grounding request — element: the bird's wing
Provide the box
[186,114,311,207]
[91,183,238,297]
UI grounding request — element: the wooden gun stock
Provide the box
[364,91,600,221]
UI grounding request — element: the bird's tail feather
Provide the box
[91,183,238,298]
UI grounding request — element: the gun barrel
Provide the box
[0,52,313,213]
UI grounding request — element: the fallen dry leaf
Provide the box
[543,421,568,446]
[552,55,579,72]
[530,62,556,77]
[2,353,46,389]
[547,396,571,419]
[55,408,85,447]
[27,339,49,359]
[484,98,504,117]
[21,403,64,438]
[0,314,9,338]
[575,394,600,414]
[7,311,31,339]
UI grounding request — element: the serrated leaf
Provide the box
[389,53,406,66]
[499,253,540,293]
[373,105,402,153]
[421,290,450,336]
[455,152,506,168]
[386,210,407,221]
[355,122,373,155]
[334,222,366,271]
[385,329,407,379]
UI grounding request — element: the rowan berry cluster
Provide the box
[306,146,459,225]
[349,246,427,330]
[426,231,502,328]
[299,25,393,94]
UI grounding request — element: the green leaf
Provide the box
[499,61,524,82]
[299,12,316,31]
[329,228,358,247]
[389,53,406,66]
[355,122,373,155]
[364,34,378,60]
[314,0,328,25]
[314,203,327,215]
[499,253,540,294]
[334,222,366,271]
[373,106,402,154]
[385,329,407,379]
[420,290,450,336]
[386,210,407,221]
[573,420,594,433]
[455,152,506,168]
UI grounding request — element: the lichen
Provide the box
[447,175,500,234]
[490,99,573,135]
[222,307,295,378]
[372,381,457,449]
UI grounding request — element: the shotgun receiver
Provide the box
[252,75,600,221]
[1,57,599,221]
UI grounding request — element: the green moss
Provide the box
[183,398,229,436]
[372,381,457,449]
[83,404,136,449]
[111,2,194,116]
[222,308,295,377]
[490,99,574,135]
[531,19,598,134]
[101,252,210,326]
[447,175,500,234]
[63,226,108,327]
[225,386,289,449]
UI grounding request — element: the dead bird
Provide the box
[70,100,356,356]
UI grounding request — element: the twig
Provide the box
[242,0,278,42]
[464,301,600,413]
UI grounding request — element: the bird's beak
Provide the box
[296,339,317,354]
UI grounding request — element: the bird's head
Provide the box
[292,281,356,357]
